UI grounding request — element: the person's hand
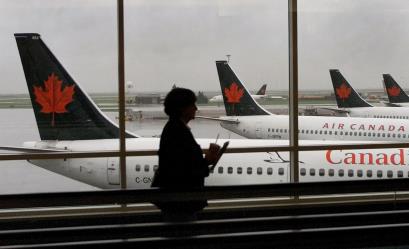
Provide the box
[205,143,221,165]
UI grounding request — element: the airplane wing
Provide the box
[0,146,67,153]
[196,116,240,124]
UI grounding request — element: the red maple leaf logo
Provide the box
[224,82,244,103]
[336,83,351,100]
[33,73,75,126]
[387,86,401,97]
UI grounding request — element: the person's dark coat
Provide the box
[152,118,209,212]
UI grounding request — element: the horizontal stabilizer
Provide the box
[196,115,240,124]
[380,100,402,107]
[320,107,350,114]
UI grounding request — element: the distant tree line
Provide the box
[196,91,208,104]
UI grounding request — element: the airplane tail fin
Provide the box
[15,33,138,140]
[215,61,270,116]
[329,69,372,108]
[383,74,409,103]
[256,84,267,95]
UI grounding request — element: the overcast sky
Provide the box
[1,0,409,94]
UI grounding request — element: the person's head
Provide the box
[164,87,197,122]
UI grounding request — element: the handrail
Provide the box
[0,178,409,209]
[1,142,409,160]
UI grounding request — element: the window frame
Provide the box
[0,0,408,193]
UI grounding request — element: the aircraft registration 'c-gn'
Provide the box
[328,69,409,119]
[382,74,409,107]
[214,61,409,141]
[6,33,409,190]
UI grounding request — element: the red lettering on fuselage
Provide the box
[326,150,341,164]
[321,123,405,132]
[326,149,406,166]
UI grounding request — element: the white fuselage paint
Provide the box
[342,106,409,119]
[334,106,409,119]
[220,115,409,141]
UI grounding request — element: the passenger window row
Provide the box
[134,164,407,179]
[300,168,405,178]
[210,166,284,176]
[266,128,406,138]
[134,164,285,177]
[135,164,158,172]
[374,115,409,119]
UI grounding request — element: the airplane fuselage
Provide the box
[24,138,409,189]
[220,115,409,141]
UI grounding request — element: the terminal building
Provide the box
[132,93,162,105]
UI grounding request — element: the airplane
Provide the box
[7,33,409,191]
[328,69,409,119]
[382,74,409,107]
[209,84,279,103]
[212,61,409,141]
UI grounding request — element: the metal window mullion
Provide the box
[289,0,299,183]
[117,0,127,189]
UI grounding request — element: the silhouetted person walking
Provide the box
[152,88,220,221]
